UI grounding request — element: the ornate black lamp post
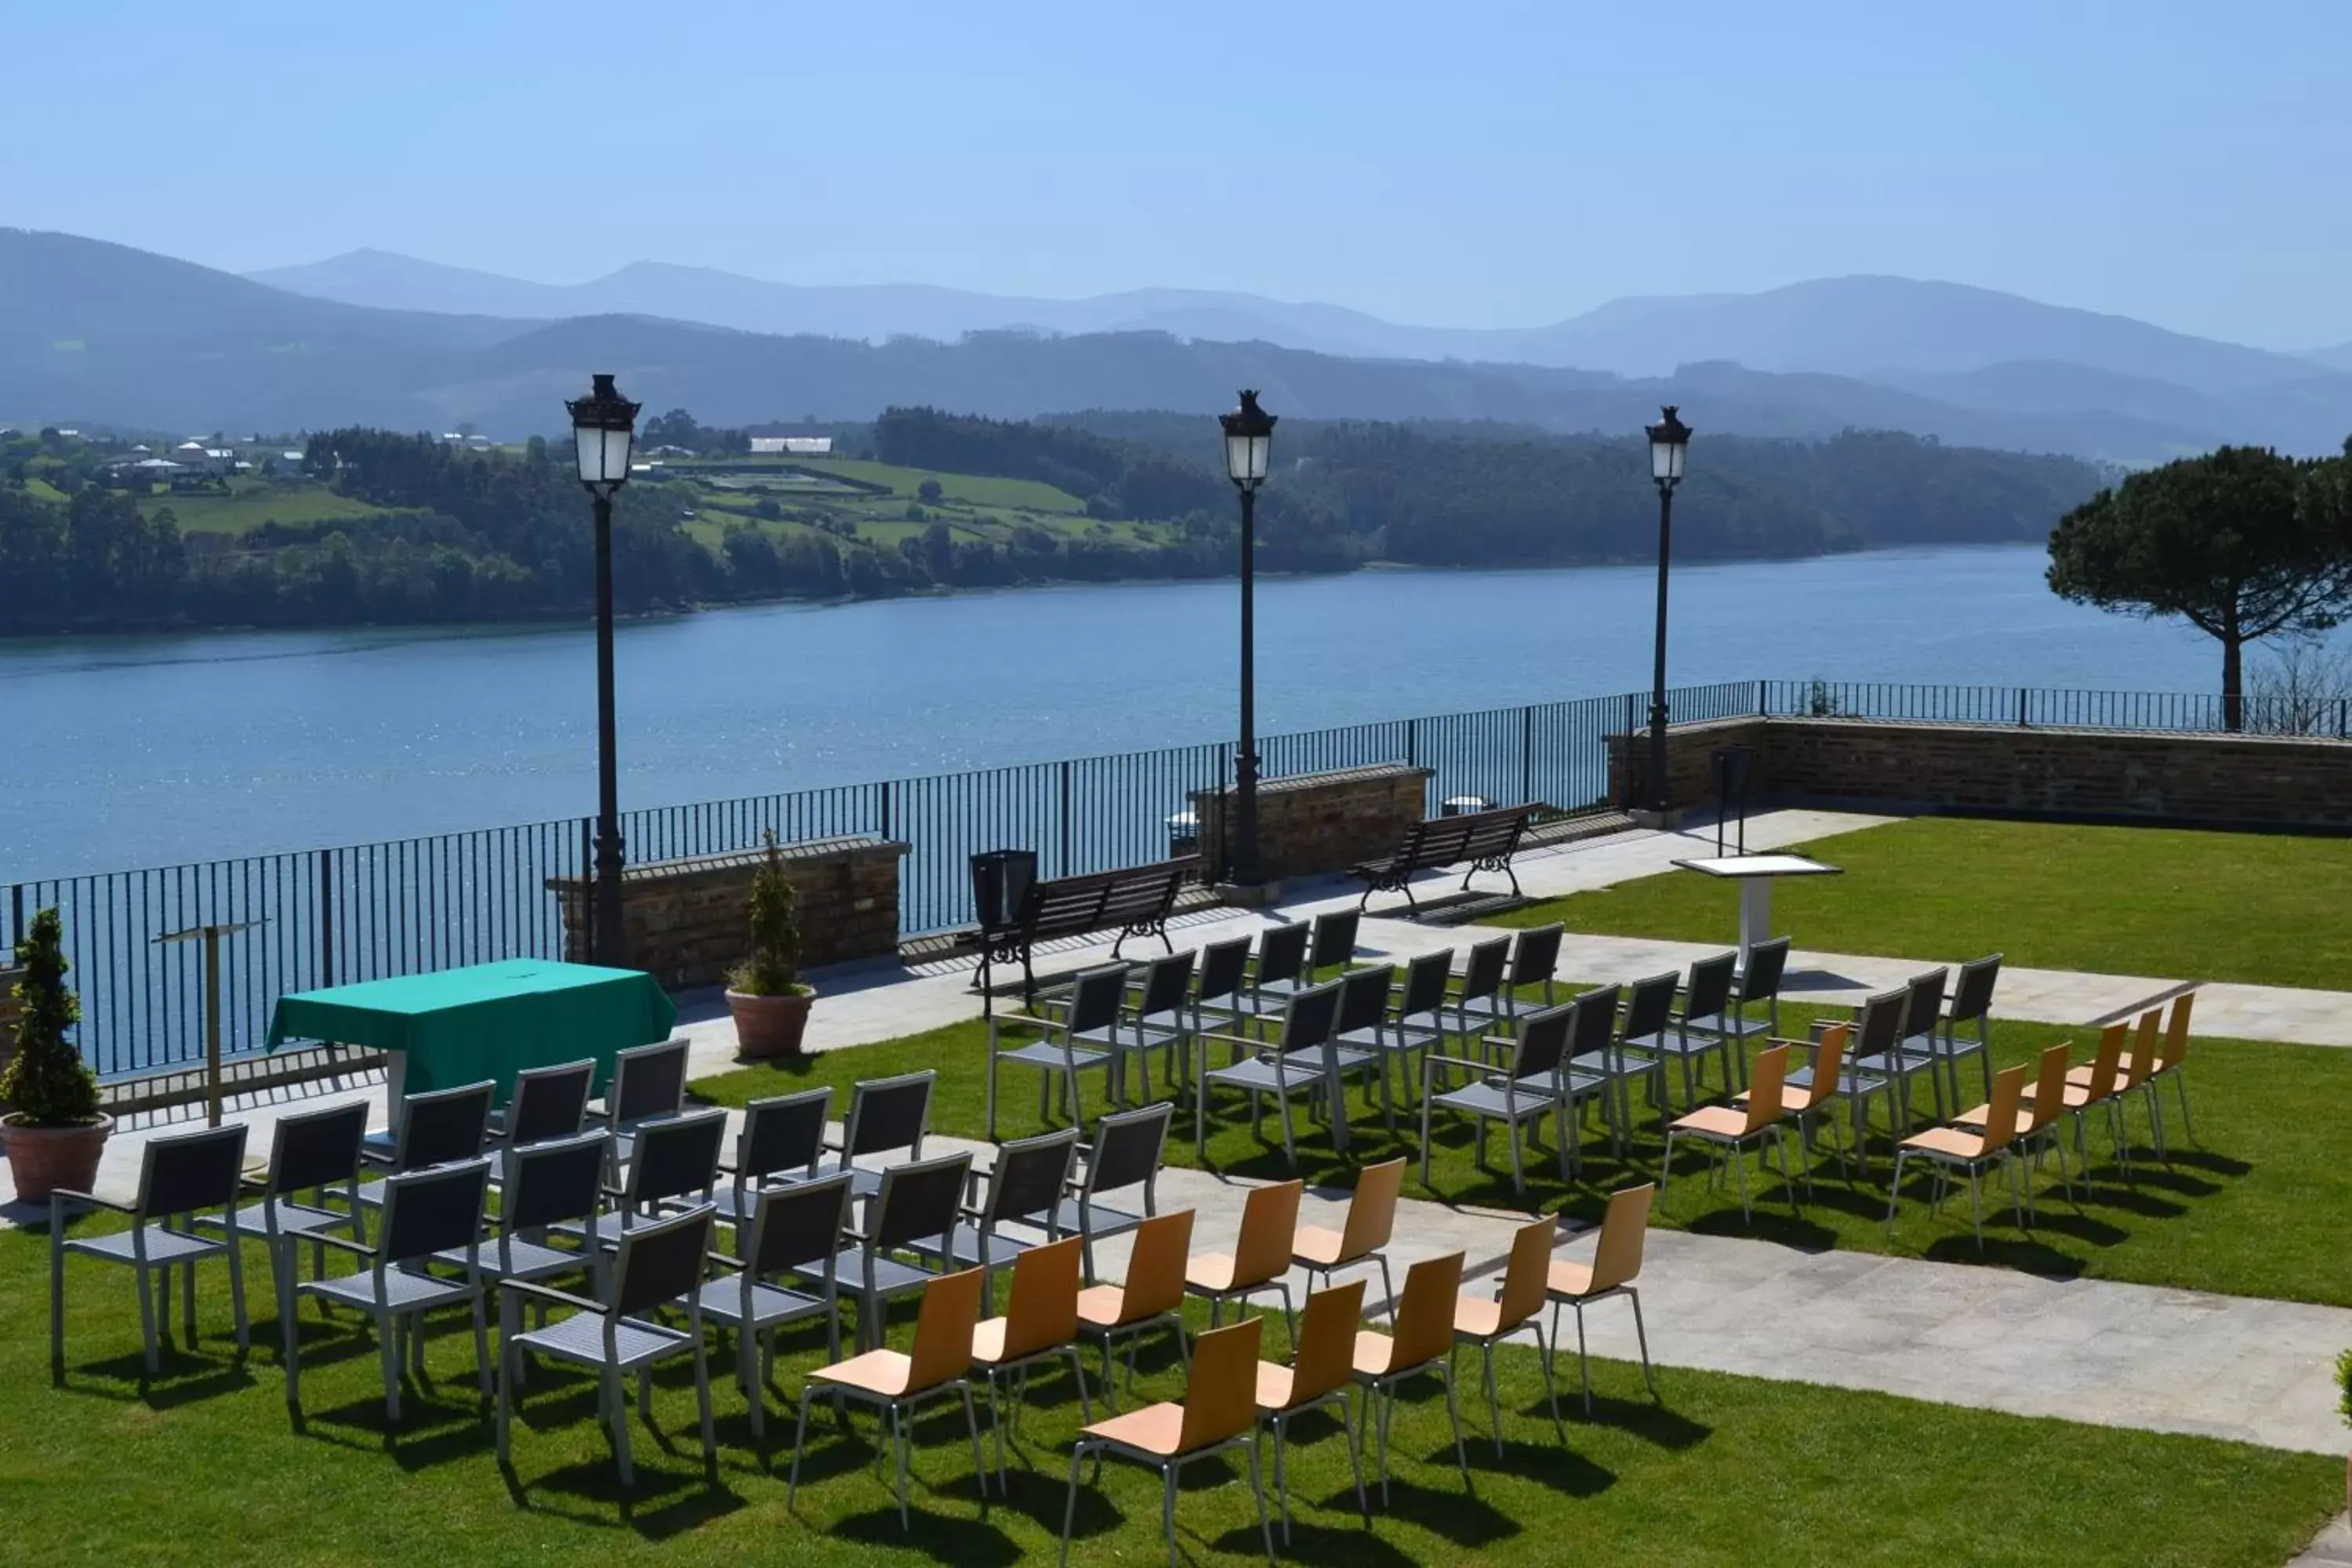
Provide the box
[567,373,641,965]
[1643,405,1692,815]
[1219,389,1277,887]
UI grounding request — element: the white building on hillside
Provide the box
[749,436,833,456]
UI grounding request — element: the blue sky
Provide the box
[11,0,2350,348]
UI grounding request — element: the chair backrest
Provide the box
[1232,1179,1304,1288]
[1458,936,1509,1004]
[1195,937,1254,1007]
[1902,968,1951,1040]
[626,1107,726,1209]
[1493,1216,1554,1330]
[1510,1002,1573,1082]
[1977,1065,2026,1155]
[138,1123,250,1219]
[503,1130,610,1233]
[844,1070,935,1164]
[996,1233,1083,1361]
[2084,1022,2129,1098]
[1621,970,1679,1043]
[2162,989,2194,1068]
[1286,1279,1366,1406]
[1950,953,2003,1025]
[1740,1044,1790,1131]
[1136,950,1196,1021]
[1805,1025,1848,1102]
[1116,1208,1195,1321]
[1175,1316,1263,1451]
[986,1127,1080,1228]
[1276,981,1342,1057]
[1567,984,1621,1062]
[378,1156,492,1265]
[2122,1009,2161,1088]
[397,1080,495,1172]
[610,1037,689,1125]
[1340,1157,1406,1259]
[1086,1101,1171,1197]
[1391,951,1449,1024]
[1588,1183,1654,1293]
[506,1058,594,1147]
[1308,909,1360,973]
[1509,923,1564,988]
[1739,936,1792,1003]
[2026,1044,2071,1134]
[748,1170,855,1277]
[1335,964,1396,1036]
[739,1087,832,1185]
[1255,922,1311,986]
[268,1100,368,1196]
[614,1203,714,1318]
[1066,965,1129,1036]
[1853,987,1908,1060]
[1682,949,1737,1019]
[904,1265,989,1390]
[1388,1250,1465,1369]
[872,1150,973,1253]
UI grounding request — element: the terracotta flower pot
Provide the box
[727,989,814,1059]
[3,1114,113,1205]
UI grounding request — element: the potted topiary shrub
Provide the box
[1,908,111,1203]
[725,834,815,1058]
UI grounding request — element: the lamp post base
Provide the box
[1213,879,1285,909]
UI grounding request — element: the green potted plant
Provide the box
[1,908,111,1203]
[725,834,815,1058]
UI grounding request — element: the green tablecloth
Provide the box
[266,959,676,1100]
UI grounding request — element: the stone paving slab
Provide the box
[2293,1514,2352,1566]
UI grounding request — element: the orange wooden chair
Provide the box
[1737,1026,1849,1195]
[1077,1208,1193,1410]
[789,1265,989,1530]
[2021,1020,2128,1178]
[1186,1179,1302,1348]
[1352,1250,1470,1504]
[1454,1216,1563,1454]
[969,1234,1091,1490]
[1886,1064,2027,1250]
[1058,1316,1276,1568]
[2073,1011,2161,1178]
[1658,1042,1799,1225]
[2145,990,2198,1155]
[1254,1279,1371,1542]
[1546,1183,1661,1414]
[1957,1043,2074,1211]
[1290,1156,1403,1321]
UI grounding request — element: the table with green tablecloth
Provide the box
[266,958,677,1106]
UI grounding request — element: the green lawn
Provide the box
[1484,817,2352,991]
[3,1221,2334,1566]
[138,481,401,535]
[694,1007,2352,1307]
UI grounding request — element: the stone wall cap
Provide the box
[544,834,909,891]
[1192,761,1432,798]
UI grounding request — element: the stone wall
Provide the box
[1191,763,1435,884]
[546,836,908,991]
[1610,716,2352,829]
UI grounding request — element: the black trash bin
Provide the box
[1165,811,1200,857]
[969,849,1037,933]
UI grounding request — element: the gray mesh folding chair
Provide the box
[591,1036,691,1165]
[710,1087,831,1227]
[355,1079,493,1212]
[456,1130,610,1294]
[1330,963,1403,1127]
[1939,953,2002,1110]
[488,1057,595,1151]
[1841,986,1922,1136]
[1559,982,1643,1158]
[1365,949,1455,1114]
[497,1203,720,1490]
[1419,1000,1577,1196]
[51,1122,251,1381]
[830,1069,936,1199]
[1443,936,1512,1073]
[1236,920,1312,1017]
[1604,969,1680,1135]
[1453,922,1563,1045]
[1102,949,1196,1105]
[944,1126,1079,1290]
[1054,1102,1170,1285]
[688,1171,855,1455]
[286,1155,492,1421]
[1304,907,1362,980]
[1682,935,1791,1093]
[1198,982,1370,1166]
[1650,951,1740,1110]
[1889,967,1957,1119]
[198,1100,366,1334]
[838,1150,973,1349]
[990,967,1117,1141]
[604,1105,724,1236]
[1780,1019,1883,1180]
[1188,936,1255,1039]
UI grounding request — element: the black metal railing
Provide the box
[6,677,2341,1082]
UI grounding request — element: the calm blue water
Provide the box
[0,544,2245,881]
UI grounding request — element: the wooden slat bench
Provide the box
[979,855,1202,1003]
[1351,804,1534,913]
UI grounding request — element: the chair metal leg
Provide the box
[1885,1149,1911,1234]
[1341,1388,1370,1523]
[1271,1416,1290,1544]
[1441,1363,1470,1486]
[1629,1289,1660,1401]
[961,1383,988,1508]
[787,1385,816,1509]
[226,1236,250,1356]
[1246,1439,1276,1567]
[1482,1340,1504,1457]
[891,1402,911,1530]
[1735,1138,1752,1224]
[1162,1462,1180,1568]
[1533,1317,1565,1440]
[1372,1384,1393,1505]
[49,1227,67,1385]
[608,1361,633,1488]
[380,1311,404,1422]
[694,1335,717,1472]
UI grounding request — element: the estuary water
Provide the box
[0,544,2239,881]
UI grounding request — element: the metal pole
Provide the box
[204,928,223,1128]
[1232,485,1262,887]
[592,491,627,967]
[1646,481,1675,813]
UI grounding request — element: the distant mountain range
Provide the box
[7,227,2351,462]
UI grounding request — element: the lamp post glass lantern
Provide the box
[566,373,641,966]
[1643,405,1691,816]
[1218,390,1277,887]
